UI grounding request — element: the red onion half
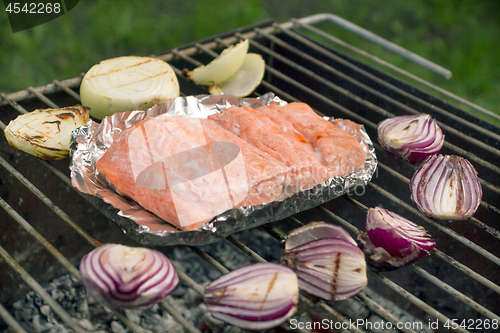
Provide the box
[80,244,178,310]
[359,207,436,271]
[378,114,444,163]
[281,222,367,301]
[410,154,482,220]
[204,263,298,330]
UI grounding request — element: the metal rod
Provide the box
[0,92,28,113]
[368,272,469,333]
[230,31,500,174]
[226,235,268,263]
[366,182,500,267]
[0,76,83,107]
[248,29,500,165]
[318,205,500,296]
[0,197,82,279]
[318,207,475,332]
[27,87,60,108]
[411,266,500,321]
[357,292,418,333]
[52,79,81,102]
[189,246,230,274]
[431,249,500,295]
[0,246,89,333]
[375,162,500,239]
[297,13,452,79]
[276,25,500,144]
[160,298,202,333]
[172,264,205,296]
[377,160,500,237]
[293,18,500,122]
[0,155,101,248]
[0,302,28,333]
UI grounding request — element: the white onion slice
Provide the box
[4,105,89,160]
[208,53,265,97]
[188,39,249,86]
[204,263,298,330]
[378,114,444,163]
[80,56,180,120]
[79,244,178,310]
[410,154,482,220]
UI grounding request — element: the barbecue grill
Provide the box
[1,14,499,333]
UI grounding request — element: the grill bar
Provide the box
[410,266,499,321]
[226,233,411,333]
[319,203,500,295]
[299,13,452,79]
[261,220,461,332]
[1,15,498,333]
[0,154,101,248]
[312,207,467,332]
[366,182,500,266]
[368,272,469,333]
[1,62,493,333]
[292,18,500,122]
[0,197,81,279]
[357,293,418,333]
[266,25,500,146]
[0,303,28,333]
[26,87,60,109]
[230,32,500,178]
[375,162,500,240]
[315,207,495,331]
[243,29,500,169]
[52,79,81,102]
[0,246,88,333]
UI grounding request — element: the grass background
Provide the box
[1,0,499,121]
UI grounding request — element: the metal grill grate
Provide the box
[1,15,499,333]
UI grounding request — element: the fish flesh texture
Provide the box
[209,106,330,196]
[96,114,288,230]
[256,103,366,176]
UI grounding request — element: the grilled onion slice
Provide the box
[4,105,89,160]
[187,39,249,86]
[80,56,180,120]
[208,53,265,97]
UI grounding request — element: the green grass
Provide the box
[1,0,498,121]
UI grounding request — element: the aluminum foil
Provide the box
[70,93,377,246]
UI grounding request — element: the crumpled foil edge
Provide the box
[70,93,377,246]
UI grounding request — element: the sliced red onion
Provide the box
[204,263,298,330]
[410,154,482,220]
[285,221,357,250]
[79,244,178,310]
[378,114,444,163]
[281,223,367,301]
[359,207,436,271]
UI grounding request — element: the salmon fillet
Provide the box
[209,106,329,195]
[96,114,288,231]
[256,103,366,176]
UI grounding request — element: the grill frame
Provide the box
[1,15,499,333]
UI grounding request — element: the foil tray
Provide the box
[70,93,377,246]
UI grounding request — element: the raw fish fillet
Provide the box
[96,115,288,230]
[256,103,366,176]
[209,106,329,195]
